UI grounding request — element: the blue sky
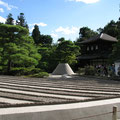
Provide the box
[0,0,120,43]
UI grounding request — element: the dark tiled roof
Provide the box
[80,33,118,44]
[115,60,120,62]
[78,55,100,60]
[78,53,109,60]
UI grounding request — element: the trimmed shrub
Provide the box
[78,68,85,75]
[29,72,49,78]
[23,68,42,75]
[85,65,95,75]
[10,67,25,75]
[10,67,43,76]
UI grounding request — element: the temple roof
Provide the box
[78,54,108,60]
[80,33,118,44]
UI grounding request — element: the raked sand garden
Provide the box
[0,75,120,108]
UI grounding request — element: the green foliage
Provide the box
[0,24,41,75]
[39,35,53,45]
[4,14,120,76]
[97,28,103,34]
[97,19,120,39]
[32,25,53,45]
[16,13,28,28]
[78,68,85,75]
[84,66,95,75]
[29,72,49,78]
[5,13,14,25]
[10,67,42,75]
[32,24,41,44]
[77,27,98,42]
[110,40,120,62]
[37,44,57,72]
[55,40,80,65]
[57,37,65,43]
[103,20,119,37]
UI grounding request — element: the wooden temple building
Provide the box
[78,33,118,67]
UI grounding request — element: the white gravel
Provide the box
[0,88,91,100]
[0,97,33,104]
[0,82,119,95]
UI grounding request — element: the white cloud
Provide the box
[51,33,58,38]
[55,26,79,35]
[0,16,6,23]
[68,0,100,4]
[29,22,47,33]
[0,0,18,10]
[0,8,4,12]
[29,22,47,27]
[29,26,34,33]
[37,22,47,27]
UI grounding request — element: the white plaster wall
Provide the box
[115,62,120,76]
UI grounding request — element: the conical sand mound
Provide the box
[52,63,74,75]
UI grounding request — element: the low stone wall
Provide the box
[0,98,120,120]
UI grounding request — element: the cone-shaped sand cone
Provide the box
[52,63,74,75]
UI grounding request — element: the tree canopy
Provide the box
[103,20,119,37]
[55,40,80,65]
[16,13,28,28]
[32,24,53,46]
[32,24,41,44]
[78,27,98,42]
[5,13,14,25]
[0,24,41,75]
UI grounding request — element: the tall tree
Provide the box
[80,27,97,40]
[39,35,53,45]
[0,24,41,75]
[37,44,57,72]
[77,27,98,43]
[57,37,65,43]
[110,40,120,62]
[32,24,41,44]
[5,13,14,25]
[55,40,80,65]
[16,13,28,28]
[103,20,119,37]
[97,28,103,34]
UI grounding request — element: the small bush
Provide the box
[10,67,25,75]
[29,72,49,78]
[78,68,85,75]
[23,68,42,75]
[10,67,43,76]
[85,66,95,75]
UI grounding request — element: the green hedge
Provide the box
[29,72,49,78]
[78,68,85,75]
[85,66,95,75]
[10,67,42,76]
[78,66,96,76]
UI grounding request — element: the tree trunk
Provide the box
[7,59,11,74]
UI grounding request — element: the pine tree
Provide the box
[32,24,41,44]
[5,13,14,25]
[0,24,41,75]
[16,13,28,28]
